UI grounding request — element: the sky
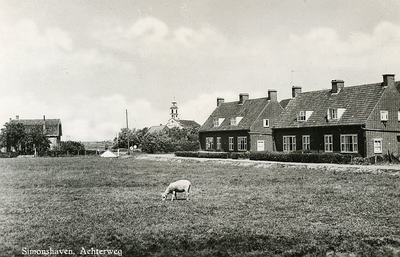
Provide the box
[1,0,400,141]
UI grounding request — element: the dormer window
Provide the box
[213,118,225,127]
[263,119,270,128]
[380,110,388,121]
[230,117,243,126]
[327,108,346,120]
[298,111,306,121]
[297,111,313,121]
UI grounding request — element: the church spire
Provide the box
[170,99,178,119]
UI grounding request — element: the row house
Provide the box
[199,90,286,152]
[200,74,400,158]
[274,74,400,157]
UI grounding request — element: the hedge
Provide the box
[250,151,360,164]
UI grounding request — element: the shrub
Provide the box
[198,151,229,159]
[229,152,250,159]
[250,151,360,164]
[175,151,200,157]
[0,152,19,158]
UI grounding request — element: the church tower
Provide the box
[170,101,179,119]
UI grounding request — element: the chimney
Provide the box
[331,80,344,93]
[383,74,395,88]
[268,89,277,102]
[292,86,302,98]
[16,115,19,120]
[239,93,249,104]
[217,97,225,107]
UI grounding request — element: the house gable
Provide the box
[366,81,400,131]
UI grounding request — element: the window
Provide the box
[263,119,270,128]
[283,136,296,152]
[398,110,400,121]
[373,138,382,154]
[216,137,222,150]
[213,118,219,127]
[229,137,234,151]
[213,118,225,127]
[302,135,310,150]
[330,109,338,119]
[298,111,306,121]
[205,137,214,150]
[380,110,388,121]
[298,111,313,121]
[324,135,333,152]
[230,118,236,125]
[327,108,346,120]
[340,134,358,153]
[237,137,247,151]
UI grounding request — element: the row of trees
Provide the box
[0,122,86,156]
[113,126,200,153]
[0,121,200,156]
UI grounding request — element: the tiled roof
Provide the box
[178,120,200,127]
[148,125,168,133]
[10,119,61,126]
[199,97,270,132]
[279,98,292,109]
[275,82,399,128]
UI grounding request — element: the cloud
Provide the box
[2,16,400,142]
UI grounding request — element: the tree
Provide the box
[113,127,149,149]
[0,123,51,155]
[59,141,85,155]
[22,125,51,155]
[0,122,26,152]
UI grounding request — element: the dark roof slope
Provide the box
[148,125,168,133]
[275,82,393,128]
[279,98,292,109]
[199,97,270,132]
[10,119,61,126]
[178,119,200,127]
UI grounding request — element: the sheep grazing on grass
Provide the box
[162,180,191,201]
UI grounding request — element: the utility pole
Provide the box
[126,109,130,155]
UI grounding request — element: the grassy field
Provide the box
[0,156,399,257]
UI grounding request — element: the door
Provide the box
[257,140,265,151]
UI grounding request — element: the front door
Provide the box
[257,140,265,151]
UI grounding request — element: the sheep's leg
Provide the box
[171,191,175,201]
[186,185,191,200]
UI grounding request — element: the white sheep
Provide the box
[162,180,191,201]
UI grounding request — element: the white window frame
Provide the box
[298,111,306,121]
[283,135,296,152]
[373,138,382,154]
[230,118,236,126]
[340,134,358,153]
[324,135,333,152]
[380,110,388,121]
[229,137,234,151]
[237,137,247,151]
[213,118,219,127]
[216,137,222,150]
[331,109,338,119]
[302,135,310,151]
[263,119,270,128]
[205,137,214,150]
[398,110,400,121]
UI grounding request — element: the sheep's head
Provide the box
[162,193,167,201]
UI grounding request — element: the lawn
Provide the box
[0,156,399,257]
